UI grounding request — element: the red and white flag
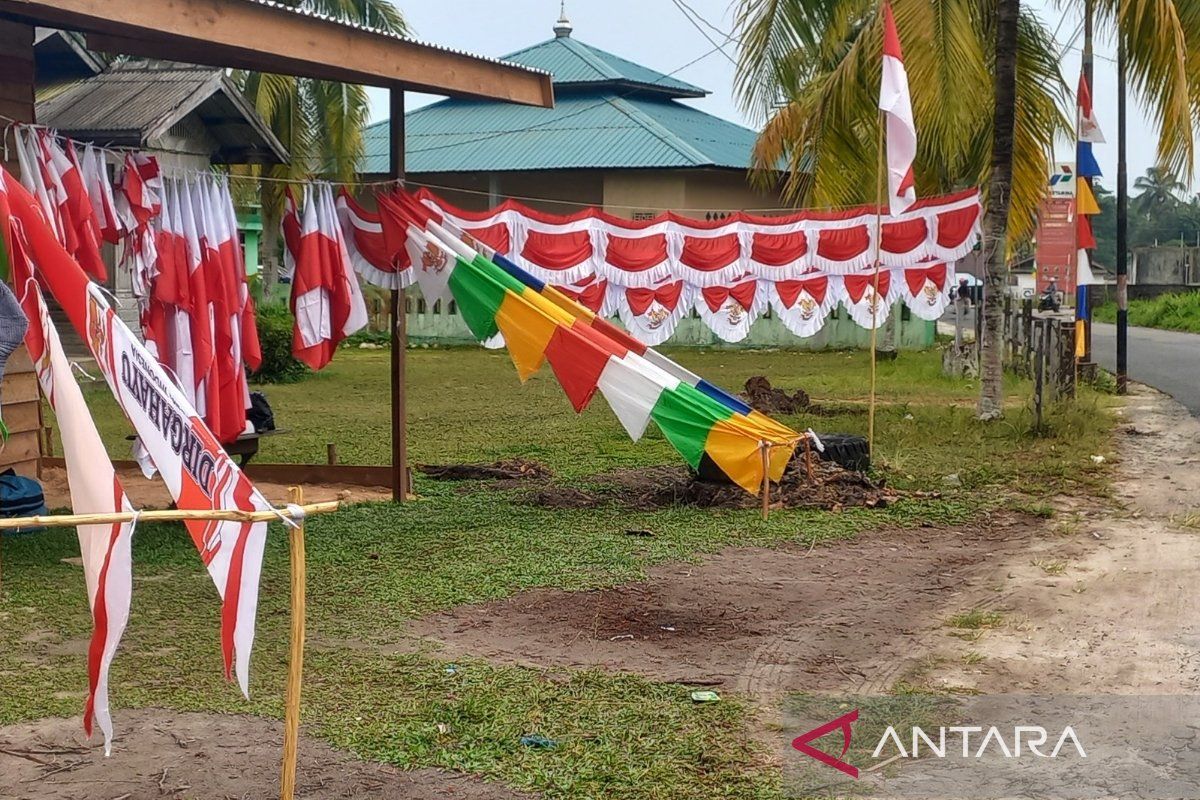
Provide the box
[289,184,368,370]
[1077,73,1105,144]
[2,168,271,698]
[14,273,134,755]
[878,1,917,215]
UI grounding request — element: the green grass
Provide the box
[1094,291,1200,334]
[11,347,1118,799]
[946,610,1005,630]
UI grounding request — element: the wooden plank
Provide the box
[41,459,394,488]
[0,373,38,404]
[0,429,40,465]
[0,0,552,106]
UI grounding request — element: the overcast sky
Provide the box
[368,0,1194,195]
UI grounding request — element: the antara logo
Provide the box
[792,709,1087,778]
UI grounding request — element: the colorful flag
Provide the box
[2,167,271,697]
[878,1,918,215]
[409,223,798,494]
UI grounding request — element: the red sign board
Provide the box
[1035,197,1077,294]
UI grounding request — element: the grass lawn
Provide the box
[1094,290,1200,334]
[6,347,1117,799]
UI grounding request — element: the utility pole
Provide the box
[1116,31,1129,392]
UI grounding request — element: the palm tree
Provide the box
[734,0,1200,418]
[1132,165,1185,217]
[234,0,408,295]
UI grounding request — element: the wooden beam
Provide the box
[0,0,552,106]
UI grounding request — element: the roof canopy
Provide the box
[362,18,763,176]
[37,63,289,164]
[0,0,554,106]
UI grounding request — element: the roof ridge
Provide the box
[557,37,622,81]
[606,95,711,166]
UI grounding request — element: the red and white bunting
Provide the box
[610,278,693,346]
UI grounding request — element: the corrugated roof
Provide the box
[362,93,761,174]
[500,36,706,98]
[360,29,766,176]
[36,64,288,164]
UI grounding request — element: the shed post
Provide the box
[389,88,409,502]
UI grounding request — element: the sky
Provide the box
[367,0,1194,195]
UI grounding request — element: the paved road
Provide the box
[1091,322,1200,416]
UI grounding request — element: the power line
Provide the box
[669,0,739,67]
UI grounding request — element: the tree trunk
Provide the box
[261,214,281,299]
[977,0,1022,420]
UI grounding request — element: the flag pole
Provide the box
[760,442,771,520]
[868,110,885,459]
[280,485,308,800]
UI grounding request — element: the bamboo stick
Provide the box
[868,108,886,459]
[760,443,771,521]
[0,501,339,530]
[279,486,307,800]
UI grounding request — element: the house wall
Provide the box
[1132,246,1200,286]
[0,18,43,479]
[405,168,787,220]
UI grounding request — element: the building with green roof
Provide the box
[361,11,783,219]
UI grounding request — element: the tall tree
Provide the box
[1132,165,1185,216]
[735,0,1200,417]
[234,0,408,295]
[978,0,1021,420]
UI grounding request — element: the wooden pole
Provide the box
[760,443,771,521]
[389,87,409,503]
[279,486,307,800]
[867,110,886,458]
[0,501,338,530]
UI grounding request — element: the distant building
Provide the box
[361,12,786,218]
[33,34,287,344]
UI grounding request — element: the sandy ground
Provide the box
[0,710,528,800]
[924,384,1200,694]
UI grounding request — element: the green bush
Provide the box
[1094,291,1200,333]
[251,302,308,384]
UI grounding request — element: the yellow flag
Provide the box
[1074,319,1087,358]
[1076,179,1101,215]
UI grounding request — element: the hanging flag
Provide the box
[289,185,368,370]
[13,269,134,756]
[877,1,918,215]
[409,223,798,494]
[1076,177,1101,215]
[1,167,271,697]
[1077,74,1105,144]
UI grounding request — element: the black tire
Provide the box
[694,431,870,485]
[815,433,870,472]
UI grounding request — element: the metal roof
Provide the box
[363,93,761,174]
[36,64,289,165]
[361,32,761,175]
[499,35,706,98]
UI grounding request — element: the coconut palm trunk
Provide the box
[977,0,1022,420]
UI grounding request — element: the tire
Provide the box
[815,433,870,472]
[694,432,870,485]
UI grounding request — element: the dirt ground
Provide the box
[413,385,1200,699]
[923,384,1200,694]
[38,465,393,510]
[0,709,527,800]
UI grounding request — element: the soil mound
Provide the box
[416,459,551,482]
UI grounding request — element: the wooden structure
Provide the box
[0,0,554,495]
